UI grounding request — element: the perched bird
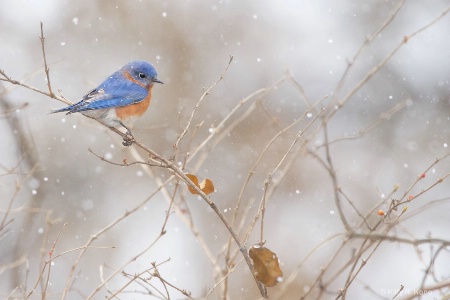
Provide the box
[52,60,163,146]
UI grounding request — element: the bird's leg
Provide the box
[119,121,135,146]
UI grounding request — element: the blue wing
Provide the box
[52,72,148,114]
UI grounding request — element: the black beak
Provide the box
[153,78,164,84]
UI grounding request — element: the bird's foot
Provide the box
[122,131,135,146]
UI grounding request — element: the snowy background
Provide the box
[1,1,450,299]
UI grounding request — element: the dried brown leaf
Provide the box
[199,178,214,195]
[249,245,283,287]
[185,173,215,195]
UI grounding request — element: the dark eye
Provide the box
[138,72,147,79]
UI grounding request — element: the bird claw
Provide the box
[122,131,135,146]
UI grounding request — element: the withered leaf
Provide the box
[185,174,199,194]
[185,173,215,195]
[249,245,283,287]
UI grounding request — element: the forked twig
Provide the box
[174,56,234,149]
[39,22,54,98]
[327,5,450,121]
[3,8,450,298]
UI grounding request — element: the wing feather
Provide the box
[52,74,148,114]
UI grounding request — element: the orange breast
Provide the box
[115,90,152,120]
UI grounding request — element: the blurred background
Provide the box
[1,0,450,299]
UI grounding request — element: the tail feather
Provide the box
[51,107,70,114]
[51,101,86,114]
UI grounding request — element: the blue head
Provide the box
[121,60,163,87]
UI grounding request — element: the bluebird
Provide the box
[52,60,163,146]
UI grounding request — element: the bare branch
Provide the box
[174,55,234,149]
[39,22,54,97]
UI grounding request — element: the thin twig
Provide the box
[88,148,166,168]
[391,284,404,300]
[39,22,54,97]
[401,279,450,300]
[232,97,324,248]
[125,143,223,274]
[322,120,351,231]
[86,233,165,299]
[337,208,408,299]
[107,259,171,299]
[320,99,407,147]
[326,5,450,122]
[259,176,269,246]
[42,223,67,299]
[174,56,234,149]
[26,244,114,299]
[0,70,68,104]
[0,256,27,276]
[61,177,171,298]
[189,76,288,166]
[348,233,450,247]
[331,0,407,104]
[203,258,243,300]
[243,106,324,246]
